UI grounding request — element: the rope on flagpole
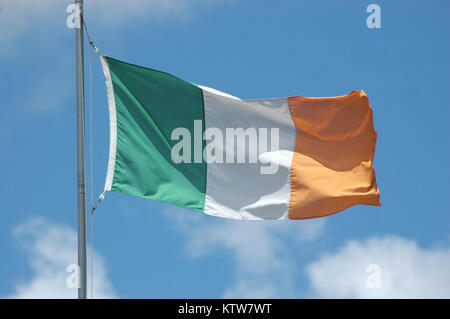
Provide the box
[82,17,104,213]
[83,17,104,214]
[83,15,102,298]
[82,18,107,298]
[88,30,95,299]
[83,18,100,55]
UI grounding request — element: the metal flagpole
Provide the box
[75,0,87,299]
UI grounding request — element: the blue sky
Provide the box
[0,0,449,298]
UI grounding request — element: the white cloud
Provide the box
[7,218,116,299]
[165,207,326,298]
[306,236,450,298]
[168,208,450,299]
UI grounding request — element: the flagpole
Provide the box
[75,0,87,299]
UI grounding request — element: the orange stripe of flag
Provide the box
[288,90,380,219]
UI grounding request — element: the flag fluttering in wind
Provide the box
[99,56,380,220]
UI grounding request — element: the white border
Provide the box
[99,55,117,192]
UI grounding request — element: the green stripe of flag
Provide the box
[105,56,206,211]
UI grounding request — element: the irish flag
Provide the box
[99,56,380,220]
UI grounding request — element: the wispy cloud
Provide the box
[0,0,231,56]
[306,236,450,298]
[22,58,73,113]
[295,219,325,242]
[165,207,326,298]
[0,0,232,115]
[7,218,116,299]
[85,0,230,23]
